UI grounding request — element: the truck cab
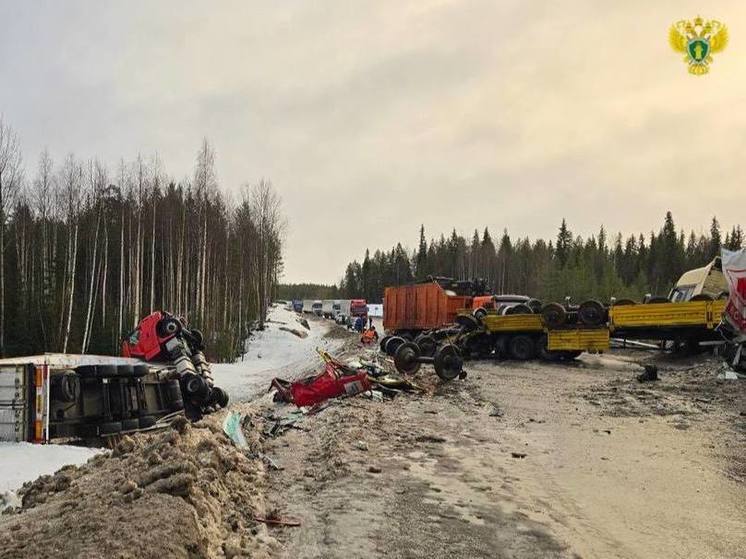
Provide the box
[669,257,728,302]
[350,299,368,318]
[312,300,323,316]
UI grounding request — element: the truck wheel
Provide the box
[379,335,392,353]
[494,336,508,359]
[455,314,480,332]
[167,380,184,411]
[385,336,406,356]
[526,298,543,314]
[99,421,122,436]
[415,334,437,358]
[75,365,98,378]
[139,416,157,429]
[509,335,536,360]
[182,373,209,403]
[506,304,532,315]
[433,345,463,381]
[690,293,714,301]
[121,418,139,431]
[51,371,80,403]
[189,328,204,349]
[210,386,229,408]
[157,317,182,338]
[578,300,606,326]
[541,303,567,328]
[394,342,421,375]
[116,364,135,377]
[473,307,488,320]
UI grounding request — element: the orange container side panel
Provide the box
[383,283,472,331]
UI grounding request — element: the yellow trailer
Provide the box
[609,299,725,331]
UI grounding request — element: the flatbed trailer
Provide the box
[609,299,725,341]
[454,298,726,359]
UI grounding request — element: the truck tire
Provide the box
[379,335,392,353]
[506,304,532,315]
[121,418,139,431]
[182,373,209,403]
[166,380,184,411]
[51,371,81,403]
[99,421,122,436]
[541,303,566,328]
[526,298,543,314]
[394,342,421,375]
[414,334,437,358]
[433,345,463,381]
[210,386,229,408]
[473,307,488,320]
[116,364,135,377]
[509,335,536,360]
[157,316,182,338]
[385,336,406,356]
[455,314,480,332]
[690,293,714,301]
[97,364,118,378]
[578,300,606,327]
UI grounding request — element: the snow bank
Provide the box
[0,442,101,499]
[211,306,344,402]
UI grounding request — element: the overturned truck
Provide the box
[0,311,228,444]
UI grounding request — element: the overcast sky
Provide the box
[1,1,744,284]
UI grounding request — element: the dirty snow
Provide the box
[211,305,344,402]
[0,442,101,503]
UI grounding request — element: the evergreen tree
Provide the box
[710,216,721,258]
[556,219,572,267]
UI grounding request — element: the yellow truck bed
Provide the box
[609,299,725,330]
[480,313,544,332]
[547,328,610,352]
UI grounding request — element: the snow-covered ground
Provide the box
[211,305,345,402]
[0,442,101,505]
[0,305,342,505]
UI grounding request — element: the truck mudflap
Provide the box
[547,328,610,353]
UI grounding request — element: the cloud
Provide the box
[0,0,744,283]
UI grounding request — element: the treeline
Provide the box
[0,117,284,360]
[340,213,741,304]
[277,283,340,301]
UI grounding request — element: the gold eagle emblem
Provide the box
[669,17,728,75]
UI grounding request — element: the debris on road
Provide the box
[637,364,659,382]
[279,326,309,339]
[269,350,372,407]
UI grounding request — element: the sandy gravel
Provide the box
[262,342,746,559]
[1,321,744,559]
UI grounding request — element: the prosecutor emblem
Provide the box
[669,17,728,75]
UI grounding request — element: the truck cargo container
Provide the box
[383,280,473,337]
[322,300,342,319]
[0,354,185,443]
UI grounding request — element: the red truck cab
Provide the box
[350,299,368,318]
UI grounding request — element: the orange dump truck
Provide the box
[383,278,480,338]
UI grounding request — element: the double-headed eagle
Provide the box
[669,17,728,75]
